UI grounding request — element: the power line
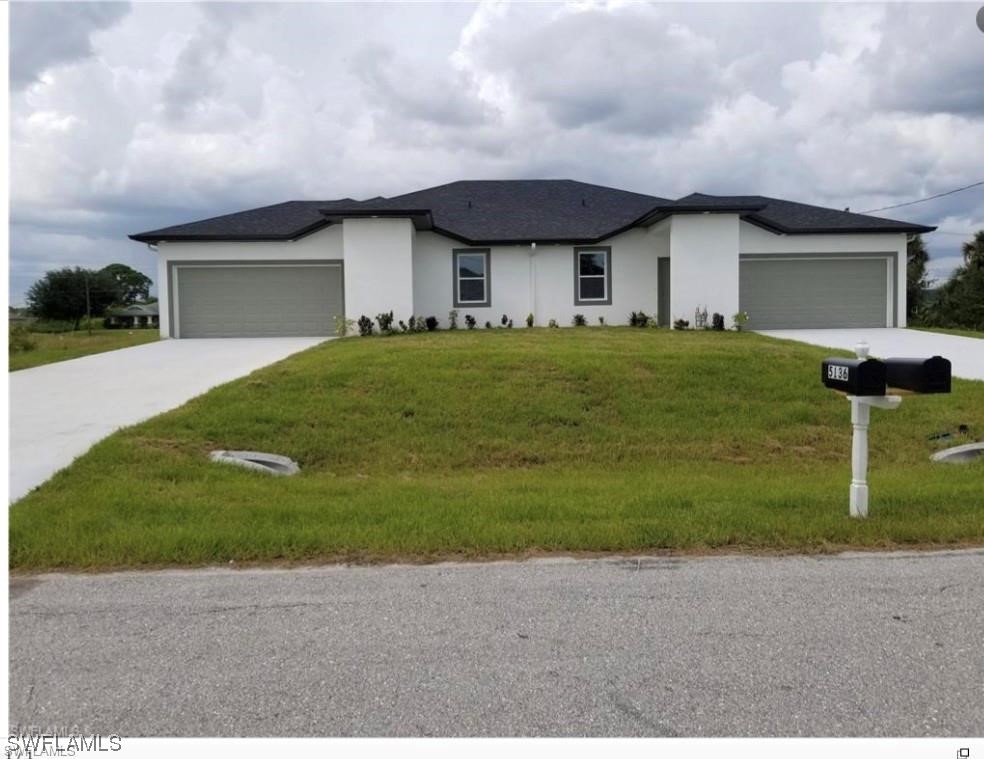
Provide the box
[860,179,984,214]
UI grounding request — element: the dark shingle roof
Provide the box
[129,199,363,242]
[351,180,668,243]
[674,192,936,234]
[130,181,935,243]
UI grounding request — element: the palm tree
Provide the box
[962,230,984,269]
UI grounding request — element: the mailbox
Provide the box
[884,356,951,394]
[821,357,886,396]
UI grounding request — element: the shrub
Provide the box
[526,313,534,328]
[673,318,690,330]
[448,309,459,330]
[507,319,513,328]
[711,313,725,331]
[732,311,750,331]
[465,315,477,330]
[334,315,356,337]
[694,306,709,330]
[500,314,509,327]
[29,320,76,334]
[375,311,395,334]
[572,314,587,326]
[398,320,408,333]
[425,316,439,332]
[629,311,651,328]
[485,321,493,329]
[598,316,605,326]
[548,319,559,328]
[407,315,427,333]
[9,326,36,353]
[357,315,374,336]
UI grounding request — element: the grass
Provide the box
[10,328,984,570]
[9,328,159,371]
[914,326,983,340]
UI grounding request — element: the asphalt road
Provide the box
[9,550,984,737]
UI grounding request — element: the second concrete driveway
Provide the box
[759,328,984,381]
[9,337,327,503]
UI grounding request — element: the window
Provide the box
[453,249,491,307]
[574,247,612,305]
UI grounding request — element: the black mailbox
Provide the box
[821,357,886,396]
[884,356,951,394]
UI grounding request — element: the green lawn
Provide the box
[914,327,984,340]
[10,329,984,570]
[9,328,159,371]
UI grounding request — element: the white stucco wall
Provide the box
[153,224,343,337]
[740,222,908,327]
[149,213,910,337]
[668,214,741,324]
[342,218,415,324]
[412,227,667,328]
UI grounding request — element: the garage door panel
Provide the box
[739,257,889,330]
[176,264,342,338]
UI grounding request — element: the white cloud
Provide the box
[8,1,984,303]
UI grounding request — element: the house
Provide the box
[105,302,159,329]
[129,180,934,338]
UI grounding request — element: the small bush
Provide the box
[629,311,651,328]
[29,320,76,334]
[333,315,356,337]
[448,309,459,330]
[693,306,708,329]
[425,316,439,332]
[398,320,408,333]
[673,319,690,331]
[500,314,509,327]
[526,313,534,328]
[9,327,37,353]
[485,321,493,329]
[357,315,374,336]
[572,314,587,327]
[375,311,395,334]
[465,315,477,330]
[598,316,605,326]
[732,311,750,331]
[407,315,427,333]
[548,319,559,328]
[711,313,725,331]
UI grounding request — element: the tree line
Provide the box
[908,230,984,330]
[24,264,154,329]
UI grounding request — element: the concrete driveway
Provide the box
[9,337,327,503]
[759,328,984,381]
[9,549,984,736]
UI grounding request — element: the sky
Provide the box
[9,1,984,304]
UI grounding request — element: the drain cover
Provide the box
[210,450,300,476]
[930,442,984,464]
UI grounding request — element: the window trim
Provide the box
[573,246,612,306]
[453,248,492,308]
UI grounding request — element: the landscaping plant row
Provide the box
[337,307,751,336]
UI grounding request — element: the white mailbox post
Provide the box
[846,342,901,519]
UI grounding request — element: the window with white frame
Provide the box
[453,249,491,307]
[574,247,612,305]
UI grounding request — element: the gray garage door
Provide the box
[174,263,343,338]
[739,257,891,330]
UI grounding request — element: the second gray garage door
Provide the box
[739,256,892,330]
[173,263,343,338]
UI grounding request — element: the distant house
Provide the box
[130,179,934,337]
[105,302,159,329]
